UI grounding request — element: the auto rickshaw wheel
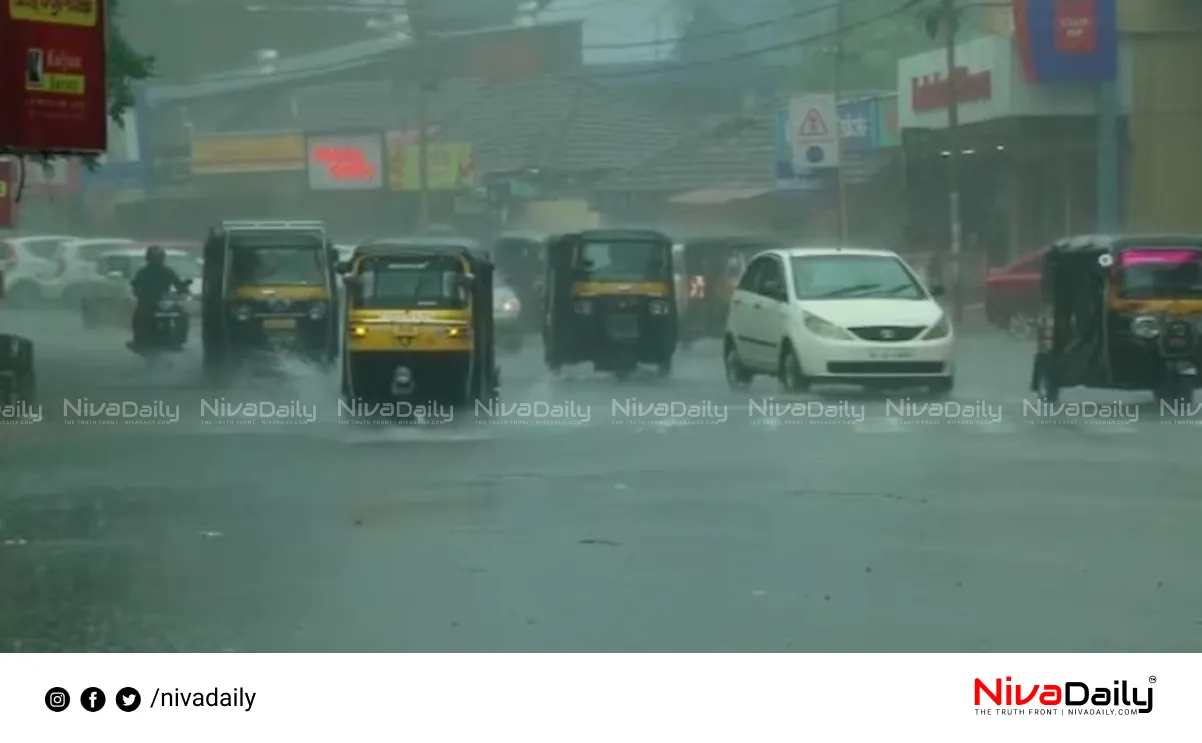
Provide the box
[1035,359,1060,403]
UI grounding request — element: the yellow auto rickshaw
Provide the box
[201,220,339,372]
[543,228,677,378]
[339,238,499,409]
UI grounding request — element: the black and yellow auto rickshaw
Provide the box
[543,228,677,378]
[339,237,499,409]
[677,236,782,348]
[201,221,339,371]
[1031,234,1202,406]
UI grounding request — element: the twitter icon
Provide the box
[116,687,141,712]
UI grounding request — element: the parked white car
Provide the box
[1,234,76,306]
[723,246,954,394]
[77,248,203,329]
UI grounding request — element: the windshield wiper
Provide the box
[813,282,881,298]
[880,283,918,296]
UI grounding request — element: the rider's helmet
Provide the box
[145,244,166,266]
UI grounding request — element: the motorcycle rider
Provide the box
[129,244,190,349]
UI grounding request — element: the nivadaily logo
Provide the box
[975,676,1153,715]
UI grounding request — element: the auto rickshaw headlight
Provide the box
[232,304,252,321]
[309,301,328,319]
[446,325,470,339]
[350,325,367,338]
[574,299,593,315]
[649,300,671,316]
[1131,315,1161,339]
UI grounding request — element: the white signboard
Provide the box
[787,94,839,169]
[306,134,384,190]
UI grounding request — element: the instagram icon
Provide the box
[45,687,70,711]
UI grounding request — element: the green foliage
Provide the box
[107,0,155,123]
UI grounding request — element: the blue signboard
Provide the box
[1014,0,1117,83]
[838,99,875,154]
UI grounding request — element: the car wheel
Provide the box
[779,345,809,393]
[723,339,753,390]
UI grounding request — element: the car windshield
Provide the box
[167,255,202,279]
[575,241,670,282]
[1117,248,1202,297]
[353,255,467,309]
[228,234,326,286]
[791,254,926,300]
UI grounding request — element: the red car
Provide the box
[985,250,1045,337]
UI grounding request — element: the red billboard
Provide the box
[0,159,13,228]
[0,0,108,153]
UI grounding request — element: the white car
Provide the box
[1,234,76,306]
[77,248,203,329]
[723,246,954,393]
[54,238,137,305]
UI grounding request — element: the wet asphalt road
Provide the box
[1,311,1201,652]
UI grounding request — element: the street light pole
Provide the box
[941,0,964,324]
[833,0,848,244]
[407,0,431,230]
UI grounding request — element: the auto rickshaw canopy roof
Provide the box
[352,237,493,266]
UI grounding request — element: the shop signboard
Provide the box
[385,136,475,191]
[0,0,108,152]
[1014,0,1118,83]
[873,96,900,148]
[838,99,875,154]
[772,108,834,191]
[191,134,305,175]
[306,134,383,190]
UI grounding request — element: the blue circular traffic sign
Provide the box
[805,145,825,164]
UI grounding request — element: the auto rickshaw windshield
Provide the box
[576,240,670,282]
[229,234,327,286]
[352,255,468,310]
[1117,247,1202,298]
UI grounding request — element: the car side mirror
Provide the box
[929,284,946,297]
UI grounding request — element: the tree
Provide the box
[107,0,155,124]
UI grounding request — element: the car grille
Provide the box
[849,326,925,342]
[827,361,945,374]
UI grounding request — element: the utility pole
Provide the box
[407,0,431,230]
[941,0,964,324]
[833,0,848,244]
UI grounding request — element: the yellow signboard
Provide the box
[9,0,98,26]
[191,135,305,175]
[386,140,475,191]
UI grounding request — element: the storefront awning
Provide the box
[669,188,771,205]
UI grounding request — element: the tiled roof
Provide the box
[595,100,888,193]
[434,76,688,172]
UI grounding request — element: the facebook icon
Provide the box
[81,687,106,712]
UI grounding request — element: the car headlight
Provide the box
[921,312,951,340]
[801,311,854,340]
[309,302,328,320]
[232,304,252,321]
[574,299,593,315]
[1131,315,1160,339]
[649,299,670,316]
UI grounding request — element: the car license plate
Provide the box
[869,349,913,360]
[263,318,296,330]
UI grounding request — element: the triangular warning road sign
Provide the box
[797,107,828,137]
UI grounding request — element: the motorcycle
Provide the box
[128,282,192,365]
